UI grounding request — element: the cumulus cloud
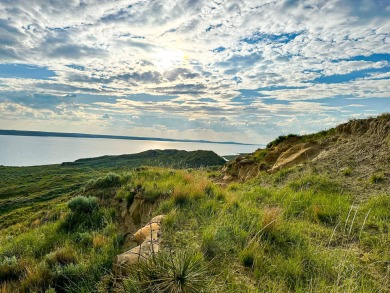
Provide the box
[0,0,389,143]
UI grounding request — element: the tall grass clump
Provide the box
[45,246,78,268]
[0,256,23,281]
[369,173,385,184]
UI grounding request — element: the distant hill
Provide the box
[62,149,226,169]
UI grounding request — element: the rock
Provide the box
[269,142,322,172]
[149,215,165,224]
[113,214,165,275]
[134,222,160,244]
[114,239,160,275]
[223,175,232,181]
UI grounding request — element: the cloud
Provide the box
[0,0,388,143]
[102,113,112,119]
[0,92,76,109]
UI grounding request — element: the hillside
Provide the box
[222,113,390,197]
[0,115,389,292]
[0,150,224,229]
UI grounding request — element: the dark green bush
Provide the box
[61,210,105,232]
[86,173,122,189]
[67,196,98,214]
[61,196,105,232]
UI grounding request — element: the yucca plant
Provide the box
[133,250,208,293]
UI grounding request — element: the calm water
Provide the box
[0,135,261,167]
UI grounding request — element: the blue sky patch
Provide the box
[198,98,218,103]
[0,64,57,80]
[241,32,301,44]
[305,96,389,113]
[66,64,86,71]
[311,67,390,84]
[258,85,307,91]
[127,93,177,102]
[334,53,390,63]
[206,23,222,32]
[212,46,226,53]
[231,89,269,105]
[261,98,290,105]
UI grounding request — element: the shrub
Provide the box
[133,251,208,293]
[86,173,121,190]
[67,196,98,214]
[62,196,105,232]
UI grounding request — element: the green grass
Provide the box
[0,159,389,291]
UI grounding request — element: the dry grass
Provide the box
[46,246,77,267]
[262,207,282,232]
[92,234,108,250]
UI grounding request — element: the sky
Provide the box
[0,0,389,144]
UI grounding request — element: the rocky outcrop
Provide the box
[113,215,165,275]
[222,157,259,182]
[221,114,390,184]
[269,142,323,172]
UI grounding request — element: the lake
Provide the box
[0,135,261,167]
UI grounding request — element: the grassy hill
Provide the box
[62,149,226,169]
[0,116,389,292]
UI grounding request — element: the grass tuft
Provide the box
[369,173,385,184]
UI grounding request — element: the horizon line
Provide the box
[0,129,259,146]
